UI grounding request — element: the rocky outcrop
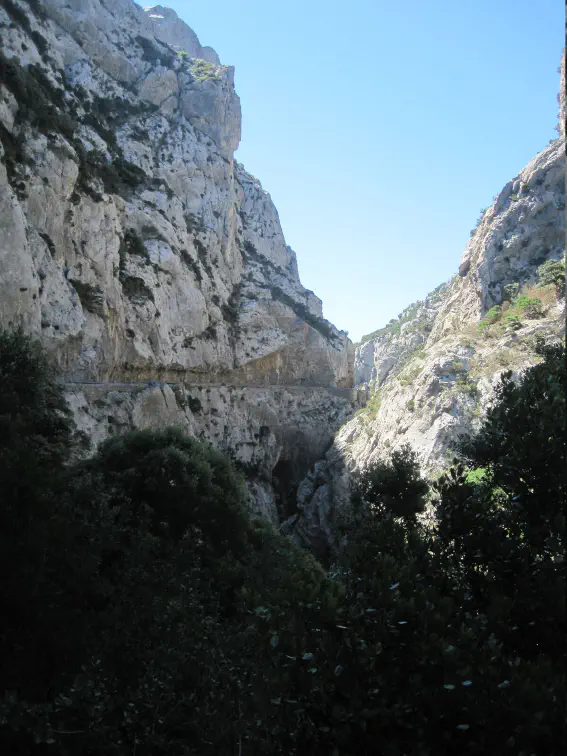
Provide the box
[354,282,450,387]
[0,0,353,519]
[144,6,220,65]
[433,138,565,341]
[288,62,565,554]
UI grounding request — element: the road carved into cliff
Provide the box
[60,379,357,401]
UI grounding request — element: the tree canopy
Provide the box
[0,329,564,754]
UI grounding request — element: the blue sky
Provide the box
[144,1,564,340]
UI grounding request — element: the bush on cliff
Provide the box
[537,257,565,291]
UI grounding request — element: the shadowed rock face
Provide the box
[0,0,353,519]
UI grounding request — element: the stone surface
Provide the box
[0,0,353,520]
[288,88,565,553]
[0,1,563,548]
[559,48,565,137]
[144,5,221,65]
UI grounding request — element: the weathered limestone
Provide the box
[288,59,566,553]
[0,0,353,519]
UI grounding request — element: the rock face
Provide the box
[354,282,450,387]
[288,63,566,553]
[0,2,563,545]
[0,0,353,521]
[559,47,566,138]
[144,6,221,65]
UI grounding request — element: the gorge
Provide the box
[0,0,565,543]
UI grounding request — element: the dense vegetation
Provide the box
[0,329,564,755]
[478,258,565,334]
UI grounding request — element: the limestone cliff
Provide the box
[0,0,354,521]
[287,60,565,555]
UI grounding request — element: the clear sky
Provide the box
[143,1,564,341]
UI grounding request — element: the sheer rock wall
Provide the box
[0,0,354,521]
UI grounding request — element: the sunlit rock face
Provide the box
[558,48,566,138]
[144,5,221,65]
[0,0,353,520]
[1,1,562,545]
[288,58,565,554]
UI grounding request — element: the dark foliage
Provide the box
[0,330,82,707]
[537,258,565,292]
[82,427,251,552]
[0,329,74,500]
[0,331,564,754]
[0,52,77,143]
[270,285,337,342]
[187,395,202,413]
[1,0,48,55]
[222,285,241,337]
[2,0,34,34]
[118,229,150,280]
[0,53,147,204]
[193,237,215,280]
[0,120,27,194]
[180,248,203,284]
[75,146,147,198]
[351,443,428,523]
[438,338,566,663]
[135,34,176,68]
[458,338,565,510]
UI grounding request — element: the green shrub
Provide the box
[470,206,488,236]
[455,376,478,394]
[537,258,565,291]
[2,332,565,755]
[504,313,522,330]
[271,286,337,342]
[465,466,487,484]
[351,444,428,523]
[186,57,221,82]
[483,304,502,324]
[502,282,520,301]
[358,388,382,422]
[478,290,544,334]
[398,363,422,386]
[477,305,505,333]
[476,318,491,334]
[511,294,543,318]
